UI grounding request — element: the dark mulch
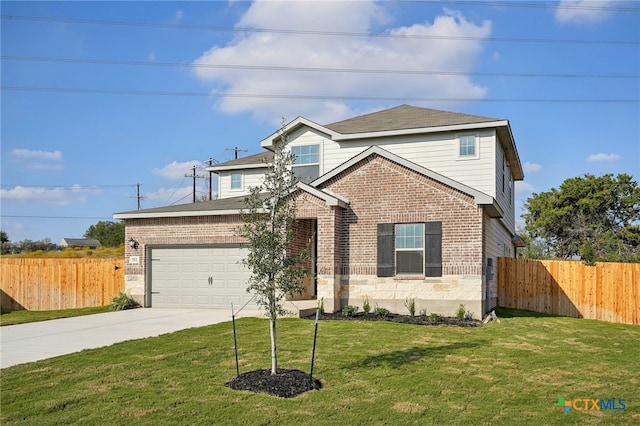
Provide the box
[306,311,483,327]
[225,311,481,398]
[225,368,322,398]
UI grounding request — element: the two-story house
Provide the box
[114,105,524,316]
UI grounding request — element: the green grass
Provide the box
[1,308,638,425]
[0,306,111,326]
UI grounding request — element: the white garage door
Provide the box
[149,246,256,309]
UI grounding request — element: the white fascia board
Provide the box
[260,117,339,148]
[113,208,267,220]
[296,182,349,208]
[209,164,269,172]
[332,120,509,141]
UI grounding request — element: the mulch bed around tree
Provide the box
[225,311,482,398]
[225,369,322,398]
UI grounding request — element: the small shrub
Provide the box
[464,310,475,321]
[456,304,466,320]
[428,312,442,322]
[342,305,359,317]
[318,297,325,314]
[374,305,390,317]
[362,296,371,314]
[404,297,416,317]
[111,292,139,311]
[419,308,427,317]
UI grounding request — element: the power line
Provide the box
[1,14,637,45]
[2,86,637,103]
[395,0,640,12]
[1,215,114,220]
[3,56,637,80]
[0,184,137,190]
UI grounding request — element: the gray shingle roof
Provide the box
[214,151,274,168]
[325,104,503,134]
[114,195,251,217]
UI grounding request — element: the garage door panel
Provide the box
[151,246,256,309]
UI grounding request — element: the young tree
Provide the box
[238,125,309,375]
[523,173,640,262]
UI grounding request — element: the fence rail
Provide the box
[497,258,640,325]
[0,258,124,311]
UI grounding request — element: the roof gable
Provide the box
[311,145,503,217]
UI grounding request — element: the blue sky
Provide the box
[1,0,639,244]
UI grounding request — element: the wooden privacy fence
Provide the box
[497,258,640,325]
[0,258,124,311]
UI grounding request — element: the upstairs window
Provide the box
[230,173,242,190]
[291,144,320,183]
[459,135,477,157]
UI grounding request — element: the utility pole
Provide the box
[206,157,218,201]
[225,147,247,160]
[184,165,205,203]
[130,183,145,210]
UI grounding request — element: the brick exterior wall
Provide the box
[317,154,485,316]
[123,153,488,316]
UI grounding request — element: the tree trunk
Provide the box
[270,317,277,375]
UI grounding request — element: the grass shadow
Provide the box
[350,340,484,369]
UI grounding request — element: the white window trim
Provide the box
[394,223,425,276]
[290,143,322,180]
[230,172,243,192]
[456,132,480,160]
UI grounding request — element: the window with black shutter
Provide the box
[377,221,442,277]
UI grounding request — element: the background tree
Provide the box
[238,125,309,375]
[523,173,640,262]
[84,220,125,247]
[1,230,11,255]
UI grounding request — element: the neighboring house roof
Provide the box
[60,238,102,247]
[210,151,274,171]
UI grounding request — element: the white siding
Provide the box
[217,168,267,199]
[320,129,498,197]
[494,138,516,234]
[484,214,514,308]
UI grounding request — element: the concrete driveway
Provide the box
[0,308,263,369]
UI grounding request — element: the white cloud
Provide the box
[192,2,491,124]
[586,152,621,162]
[0,185,100,206]
[555,0,615,24]
[515,181,534,195]
[12,148,63,161]
[175,10,184,21]
[523,162,542,173]
[153,160,204,179]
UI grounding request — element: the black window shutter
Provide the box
[377,223,394,277]
[425,221,442,277]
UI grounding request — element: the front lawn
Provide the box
[1,309,638,425]
[0,306,112,326]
